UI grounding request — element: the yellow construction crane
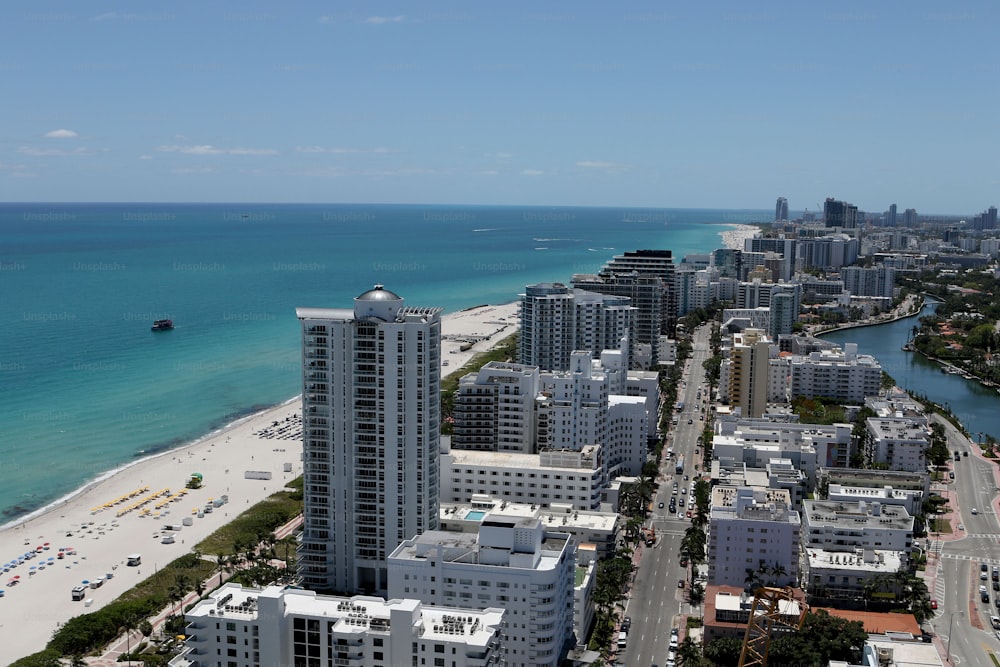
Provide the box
[737,587,808,667]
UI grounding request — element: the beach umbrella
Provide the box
[81,579,89,584]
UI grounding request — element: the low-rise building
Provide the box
[388,503,577,667]
[173,583,504,667]
[802,500,914,555]
[441,445,607,512]
[702,585,807,645]
[865,418,930,473]
[802,548,904,601]
[825,484,924,517]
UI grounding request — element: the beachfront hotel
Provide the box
[296,285,442,595]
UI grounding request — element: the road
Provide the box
[929,415,1000,667]
[618,324,712,666]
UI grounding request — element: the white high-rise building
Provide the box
[452,362,541,453]
[296,285,442,595]
[726,329,773,419]
[518,283,634,371]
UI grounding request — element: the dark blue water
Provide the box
[822,302,1000,442]
[0,203,765,521]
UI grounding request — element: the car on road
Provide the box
[993,581,999,591]
[658,502,664,509]
[677,579,685,588]
[983,572,989,581]
[982,563,989,572]
[687,419,693,425]
[958,523,965,530]
[949,472,955,479]
[686,510,692,518]
[983,591,991,603]
[622,616,631,632]
[931,599,938,609]
[972,508,979,515]
[679,557,688,566]
[683,475,689,481]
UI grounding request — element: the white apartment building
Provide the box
[296,285,442,595]
[788,344,882,404]
[803,548,904,601]
[711,417,851,490]
[173,583,504,667]
[802,500,914,554]
[865,418,931,473]
[722,307,771,333]
[441,446,607,511]
[439,496,619,559]
[825,484,924,520]
[388,504,577,667]
[518,283,635,371]
[452,362,541,453]
[842,265,896,299]
[767,356,790,403]
[708,487,801,588]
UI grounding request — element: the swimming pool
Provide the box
[465,510,487,521]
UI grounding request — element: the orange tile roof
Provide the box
[813,608,921,635]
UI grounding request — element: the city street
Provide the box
[616,324,712,666]
[928,415,1000,667]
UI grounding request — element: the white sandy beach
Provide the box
[0,302,520,664]
[719,223,760,251]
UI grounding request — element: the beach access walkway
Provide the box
[84,513,303,666]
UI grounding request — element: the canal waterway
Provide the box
[820,302,1000,442]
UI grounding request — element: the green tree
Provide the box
[769,609,867,667]
[676,635,705,667]
[703,636,744,667]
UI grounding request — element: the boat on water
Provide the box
[151,319,174,331]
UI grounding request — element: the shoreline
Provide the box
[0,300,520,664]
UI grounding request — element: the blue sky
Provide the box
[1,1,997,213]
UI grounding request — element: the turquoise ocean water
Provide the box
[0,203,767,523]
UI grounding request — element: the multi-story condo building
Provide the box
[824,197,859,229]
[388,503,577,667]
[788,344,882,404]
[440,446,607,512]
[726,329,772,419]
[707,458,808,509]
[518,283,634,371]
[842,265,895,299]
[722,307,771,334]
[797,275,846,303]
[452,362,541,453]
[796,234,860,270]
[864,417,930,473]
[802,499,914,554]
[744,236,796,281]
[769,291,798,338]
[713,248,742,279]
[708,487,801,588]
[592,249,677,329]
[175,583,504,667]
[776,197,789,222]
[296,285,441,595]
[571,270,666,366]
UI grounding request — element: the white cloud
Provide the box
[295,146,396,154]
[18,146,93,156]
[157,144,277,155]
[139,154,153,160]
[44,129,78,139]
[521,168,546,176]
[364,15,405,24]
[171,165,216,174]
[576,160,631,172]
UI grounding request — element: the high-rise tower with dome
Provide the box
[296,285,442,595]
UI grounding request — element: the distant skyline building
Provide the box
[296,285,442,595]
[823,198,859,229]
[886,204,897,227]
[902,208,918,227]
[775,197,789,221]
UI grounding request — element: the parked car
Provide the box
[931,599,938,610]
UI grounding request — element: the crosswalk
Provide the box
[940,553,1000,566]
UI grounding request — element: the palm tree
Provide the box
[676,635,703,667]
